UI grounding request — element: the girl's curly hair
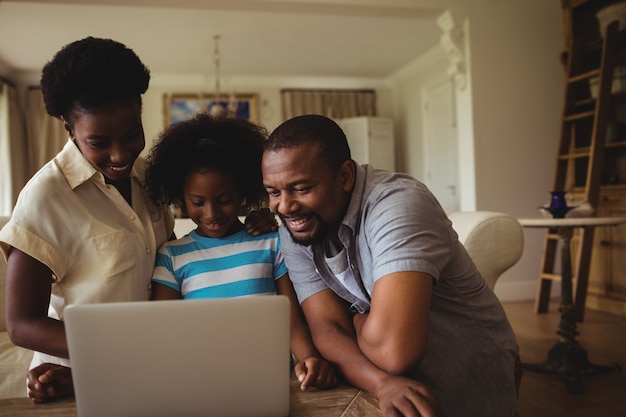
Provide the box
[40,36,150,120]
[144,113,268,213]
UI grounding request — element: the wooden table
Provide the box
[0,379,382,417]
[518,216,626,393]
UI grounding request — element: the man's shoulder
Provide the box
[278,225,312,254]
[277,225,294,247]
[362,166,425,197]
[361,170,432,210]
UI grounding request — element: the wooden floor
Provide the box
[502,300,626,417]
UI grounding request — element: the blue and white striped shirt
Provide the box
[152,229,288,299]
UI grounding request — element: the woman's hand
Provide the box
[244,207,278,236]
[27,363,74,403]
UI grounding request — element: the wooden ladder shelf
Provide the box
[535,20,620,321]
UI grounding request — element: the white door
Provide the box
[422,78,460,212]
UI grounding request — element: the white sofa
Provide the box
[448,211,524,290]
[0,211,523,399]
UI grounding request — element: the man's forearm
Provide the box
[311,320,392,396]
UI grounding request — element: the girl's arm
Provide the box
[275,274,338,391]
[151,282,182,300]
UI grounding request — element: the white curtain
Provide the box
[0,79,27,216]
[24,88,67,179]
[0,84,66,216]
[281,89,376,120]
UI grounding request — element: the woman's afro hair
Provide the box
[40,36,150,119]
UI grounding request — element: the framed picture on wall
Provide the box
[163,93,259,127]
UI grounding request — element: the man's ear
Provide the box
[338,159,356,192]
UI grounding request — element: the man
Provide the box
[262,114,520,417]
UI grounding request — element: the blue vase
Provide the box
[548,191,569,218]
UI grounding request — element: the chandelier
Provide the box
[202,35,238,118]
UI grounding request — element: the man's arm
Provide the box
[353,271,432,374]
[301,287,442,417]
[301,288,392,393]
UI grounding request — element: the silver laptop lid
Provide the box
[65,296,291,417]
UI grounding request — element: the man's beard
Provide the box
[278,212,329,247]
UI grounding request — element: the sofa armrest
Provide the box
[0,332,33,399]
[448,211,524,290]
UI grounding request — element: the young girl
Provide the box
[144,114,337,391]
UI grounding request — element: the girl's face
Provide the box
[65,101,145,183]
[184,169,245,238]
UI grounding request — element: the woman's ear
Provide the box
[339,159,356,193]
[62,118,74,140]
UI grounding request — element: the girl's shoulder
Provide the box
[159,233,196,252]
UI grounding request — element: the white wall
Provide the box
[7,71,393,156]
[141,74,393,155]
[389,0,564,301]
[0,52,20,82]
[466,0,564,301]
[387,46,449,180]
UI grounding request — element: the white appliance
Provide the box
[336,116,395,171]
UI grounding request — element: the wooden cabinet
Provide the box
[603,92,626,184]
[561,0,626,191]
[587,190,626,316]
[559,0,626,317]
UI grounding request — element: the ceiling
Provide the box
[0,0,445,81]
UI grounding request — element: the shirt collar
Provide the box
[56,139,142,190]
[340,162,367,237]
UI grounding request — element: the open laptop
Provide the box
[64,296,291,417]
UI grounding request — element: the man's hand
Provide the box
[27,363,74,403]
[375,374,445,417]
[294,356,338,391]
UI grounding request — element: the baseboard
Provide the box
[494,280,561,302]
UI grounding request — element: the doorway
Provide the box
[422,76,460,212]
